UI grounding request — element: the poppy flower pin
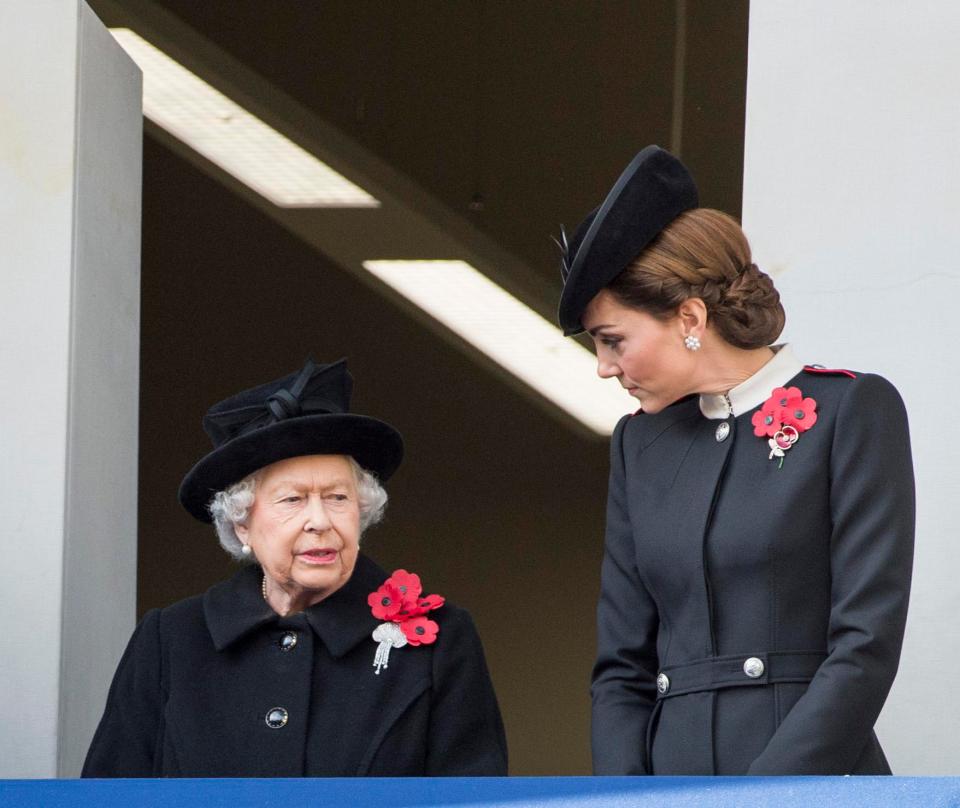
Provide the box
[750,386,818,468]
[367,569,444,674]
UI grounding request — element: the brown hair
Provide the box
[606,208,785,349]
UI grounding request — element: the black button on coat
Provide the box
[83,554,508,777]
[591,370,914,775]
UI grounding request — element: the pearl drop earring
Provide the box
[684,335,701,351]
[241,543,252,557]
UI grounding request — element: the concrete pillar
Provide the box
[0,0,141,776]
[743,1,960,774]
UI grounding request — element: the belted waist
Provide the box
[655,650,827,699]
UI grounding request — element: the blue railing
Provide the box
[2,776,959,807]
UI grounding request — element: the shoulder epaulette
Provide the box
[803,364,857,379]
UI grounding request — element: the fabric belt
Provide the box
[655,650,827,700]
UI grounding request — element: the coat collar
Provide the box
[204,553,387,658]
[699,344,805,420]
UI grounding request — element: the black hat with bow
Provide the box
[178,358,403,522]
[557,145,699,335]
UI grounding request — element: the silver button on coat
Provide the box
[279,632,298,651]
[743,657,765,678]
[656,673,670,694]
[265,707,289,728]
[715,422,730,442]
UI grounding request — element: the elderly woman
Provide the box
[83,359,507,777]
[558,146,914,775]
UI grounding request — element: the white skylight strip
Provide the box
[362,261,634,434]
[110,29,379,208]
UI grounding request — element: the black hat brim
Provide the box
[178,414,403,522]
[558,145,698,335]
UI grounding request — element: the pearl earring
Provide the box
[684,335,701,351]
[240,543,252,557]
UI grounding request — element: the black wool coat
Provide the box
[83,554,508,777]
[591,368,914,775]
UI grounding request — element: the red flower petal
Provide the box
[406,593,446,617]
[754,386,819,466]
[754,385,820,446]
[400,616,439,646]
[371,571,445,628]
[779,386,803,405]
[781,396,818,432]
[752,409,774,437]
[752,401,783,437]
[420,593,445,611]
[368,582,404,620]
[388,569,422,601]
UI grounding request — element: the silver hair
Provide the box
[208,457,388,562]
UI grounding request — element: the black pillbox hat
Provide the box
[557,145,699,335]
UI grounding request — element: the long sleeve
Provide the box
[591,415,660,775]
[748,374,915,774]
[82,608,164,777]
[425,606,508,775]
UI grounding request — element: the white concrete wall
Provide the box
[743,1,960,774]
[0,0,141,777]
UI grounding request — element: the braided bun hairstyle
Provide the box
[606,208,785,349]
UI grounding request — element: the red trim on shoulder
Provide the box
[803,365,857,379]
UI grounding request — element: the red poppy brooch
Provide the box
[367,569,444,674]
[751,386,818,467]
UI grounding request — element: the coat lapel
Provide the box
[203,565,275,651]
[304,553,385,657]
[203,554,386,655]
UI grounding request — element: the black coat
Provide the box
[591,367,914,775]
[83,554,508,777]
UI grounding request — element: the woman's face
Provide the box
[582,289,698,414]
[235,454,361,603]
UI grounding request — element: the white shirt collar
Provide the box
[699,344,805,420]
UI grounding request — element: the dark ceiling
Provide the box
[145,0,747,283]
[92,0,748,776]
